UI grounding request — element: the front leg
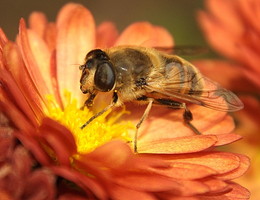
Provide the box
[81,92,118,129]
[84,93,96,108]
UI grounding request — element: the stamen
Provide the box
[45,91,133,153]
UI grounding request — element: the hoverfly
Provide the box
[79,45,243,152]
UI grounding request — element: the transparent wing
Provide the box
[145,64,243,112]
[154,45,208,56]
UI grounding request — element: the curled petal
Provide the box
[56,3,95,104]
[198,182,250,200]
[223,182,250,199]
[116,22,174,47]
[201,178,229,194]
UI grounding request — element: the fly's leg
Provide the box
[134,98,153,153]
[154,99,201,134]
[182,104,201,135]
[83,93,96,108]
[80,92,118,129]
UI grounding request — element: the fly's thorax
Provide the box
[103,46,163,102]
[106,47,154,89]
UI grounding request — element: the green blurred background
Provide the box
[0,0,206,46]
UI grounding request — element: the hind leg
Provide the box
[154,99,201,134]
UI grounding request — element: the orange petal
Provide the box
[28,12,48,38]
[83,140,133,169]
[24,169,56,200]
[236,95,260,139]
[138,135,217,154]
[149,162,217,180]
[197,11,241,62]
[214,134,242,146]
[27,30,54,94]
[96,21,119,48]
[43,23,57,52]
[17,19,50,101]
[205,0,243,36]
[158,197,196,200]
[0,68,39,128]
[109,185,157,200]
[0,28,8,48]
[115,22,174,47]
[192,59,257,92]
[239,44,260,76]
[167,179,210,196]
[200,178,229,193]
[39,118,77,166]
[51,166,107,200]
[3,42,45,119]
[17,133,53,166]
[223,182,250,200]
[239,0,260,34]
[149,152,241,175]
[216,154,250,180]
[113,172,187,192]
[127,104,235,147]
[56,3,95,104]
[244,68,260,90]
[0,91,33,133]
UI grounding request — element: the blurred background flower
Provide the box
[196,0,260,199]
[0,0,257,199]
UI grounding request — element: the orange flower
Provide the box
[197,0,260,199]
[197,0,260,89]
[0,3,250,199]
[197,0,260,145]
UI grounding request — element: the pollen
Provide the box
[45,92,133,153]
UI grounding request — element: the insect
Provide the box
[79,45,244,152]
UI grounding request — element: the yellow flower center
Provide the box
[45,92,133,153]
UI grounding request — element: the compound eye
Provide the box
[94,62,115,92]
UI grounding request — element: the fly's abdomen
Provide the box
[164,56,204,95]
